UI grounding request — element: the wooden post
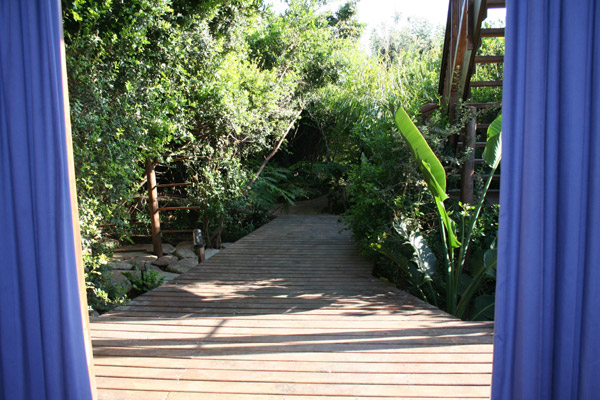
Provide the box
[197,246,206,263]
[146,160,163,257]
[460,106,477,204]
[193,228,206,263]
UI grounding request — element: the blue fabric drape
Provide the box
[0,2,92,399]
[493,0,600,399]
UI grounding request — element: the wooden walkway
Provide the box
[91,215,494,399]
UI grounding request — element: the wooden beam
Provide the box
[471,80,503,87]
[158,206,202,211]
[146,160,163,257]
[486,0,506,8]
[460,107,477,204]
[475,55,504,64]
[480,28,505,37]
[156,182,193,188]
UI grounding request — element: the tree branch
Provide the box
[247,108,303,190]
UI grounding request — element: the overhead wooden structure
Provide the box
[91,215,494,399]
[438,0,505,203]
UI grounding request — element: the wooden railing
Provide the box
[145,158,200,257]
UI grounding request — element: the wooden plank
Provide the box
[156,182,193,188]
[94,365,492,385]
[486,0,506,8]
[480,28,505,37]
[94,356,493,373]
[161,229,195,234]
[158,206,201,211]
[92,215,493,398]
[470,80,503,87]
[98,390,168,400]
[475,55,504,64]
[93,347,493,363]
[95,377,491,397]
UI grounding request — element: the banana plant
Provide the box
[394,107,502,318]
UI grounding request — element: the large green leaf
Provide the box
[394,107,460,248]
[395,107,447,197]
[433,196,461,248]
[469,295,495,321]
[482,113,502,169]
[393,219,436,278]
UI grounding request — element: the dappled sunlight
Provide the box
[91,215,493,398]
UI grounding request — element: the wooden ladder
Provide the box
[439,0,505,203]
[145,158,200,257]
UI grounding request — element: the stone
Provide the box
[156,270,179,283]
[118,244,152,253]
[161,243,176,254]
[144,265,178,282]
[205,248,220,260]
[175,249,197,260]
[176,241,195,252]
[166,258,198,274]
[107,261,134,271]
[103,269,133,292]
[152,255,178,267]
[221,242,234,248]
[129,255,158,268]
[111,251,148,262]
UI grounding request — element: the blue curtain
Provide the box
[493,0,600,399]
[0,2,92,399]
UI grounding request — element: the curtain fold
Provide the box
[493,0,600,398]
[0,2,92,399]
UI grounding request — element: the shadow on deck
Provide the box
[91,215,494,399]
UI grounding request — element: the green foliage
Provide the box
[393,109,502,319]
[85,260,129,313]
[394,107,460,249]
[375,219,438,305]
[65,0,501,320]
[122,266,166,298]
[64,0,363,285]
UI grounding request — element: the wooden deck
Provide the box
[91,215,494,399]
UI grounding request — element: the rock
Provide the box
[105,269,132,291]
[152,255,178,267]
[145,265,162,272]
[111,251,149,262]
[144,265,179,282]
[175,249,197,260]
[156,271,179,283]
[166,258,198,274]
[221,242,233,248]
[161,243,176,254]
[129,255,158,268]
[117,244,152,253]
[107,261,134,271]
[205,248,220,260]
[176,241,195,252]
